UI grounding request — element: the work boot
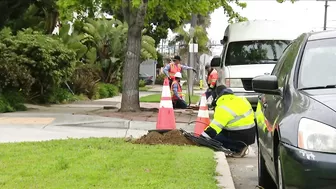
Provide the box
[231,146,249,158]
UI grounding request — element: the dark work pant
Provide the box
[173,99,188,109]
[204,127,246,153]
[213,134,246,153]
[169,78,173,89]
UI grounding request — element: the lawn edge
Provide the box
[214,152,236,189]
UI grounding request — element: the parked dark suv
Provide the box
[252,30,336,189]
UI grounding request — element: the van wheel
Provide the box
[258,144,276,188]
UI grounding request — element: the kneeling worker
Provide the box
[201,85,256,157]
[171,72,188,109]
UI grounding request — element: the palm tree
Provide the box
[80,18,157,83]
[171,25,209,58]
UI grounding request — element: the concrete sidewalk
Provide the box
[0,117,194,143]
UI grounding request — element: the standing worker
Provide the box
[163,55,196,88]
[201,85,256,157]
[205,64,218,106]
[171,72,188,109]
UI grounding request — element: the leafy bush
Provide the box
[0,91,27,113]
[69,64,101,99]
[104,84,119,97]
[47,88,77,104]
[155,74,166,85]
[98,85,109,99]
[139,80,146,87]
[0,41,35,95]
[94,83,119,99]
[0,28,77,103]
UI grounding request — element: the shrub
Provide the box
[69,64,101,99]
[47,88,77,104]
[95,83,119,99]
[139,80,146,87]
[0,28,77,103]
[0,91,26,113]
[98,85,109,99]
[155,74,166,85]
[104,84,119,97]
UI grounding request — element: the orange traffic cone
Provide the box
[194,93,211,136]
[156,78,176,130]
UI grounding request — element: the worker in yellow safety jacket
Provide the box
[201,85,256,157]
[255,100,268,133]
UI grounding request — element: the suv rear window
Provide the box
[225,40,290,66]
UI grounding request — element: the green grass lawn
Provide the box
[0,138,217,189]
[140,94,200,104]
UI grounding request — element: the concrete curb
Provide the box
[215,152,236,189]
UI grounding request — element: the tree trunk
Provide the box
[119,0,148,112]
[120,28,142,112]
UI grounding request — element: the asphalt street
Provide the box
[227,142,258,189]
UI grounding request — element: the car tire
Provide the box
[276,147,285,189]
[258,143,276,188]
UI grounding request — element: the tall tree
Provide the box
[0,0,34,29]
[2,0,60,34]
[56,0,251,112]
[103,0,248,112]
[100,4,182,47]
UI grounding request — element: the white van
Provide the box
[210,20,303,109]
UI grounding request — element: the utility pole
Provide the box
[318,0,334,30]
[188,14,198,96]
[324,0,329,30]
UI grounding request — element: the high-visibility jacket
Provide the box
[171,80,183,101]
[206,94,255,134]
[255,101,267,132]
[169,63,182,79]
[207,69,218,88]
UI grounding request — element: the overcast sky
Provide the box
[207,0,336,43]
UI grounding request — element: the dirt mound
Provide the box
[134,129,196,146]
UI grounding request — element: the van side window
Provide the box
[220,43,227,67]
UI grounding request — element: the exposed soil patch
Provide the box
[133,129,196,146]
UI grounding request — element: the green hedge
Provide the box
[0,27,77,103]
[94,83,119,99]
[0,91,26,113]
